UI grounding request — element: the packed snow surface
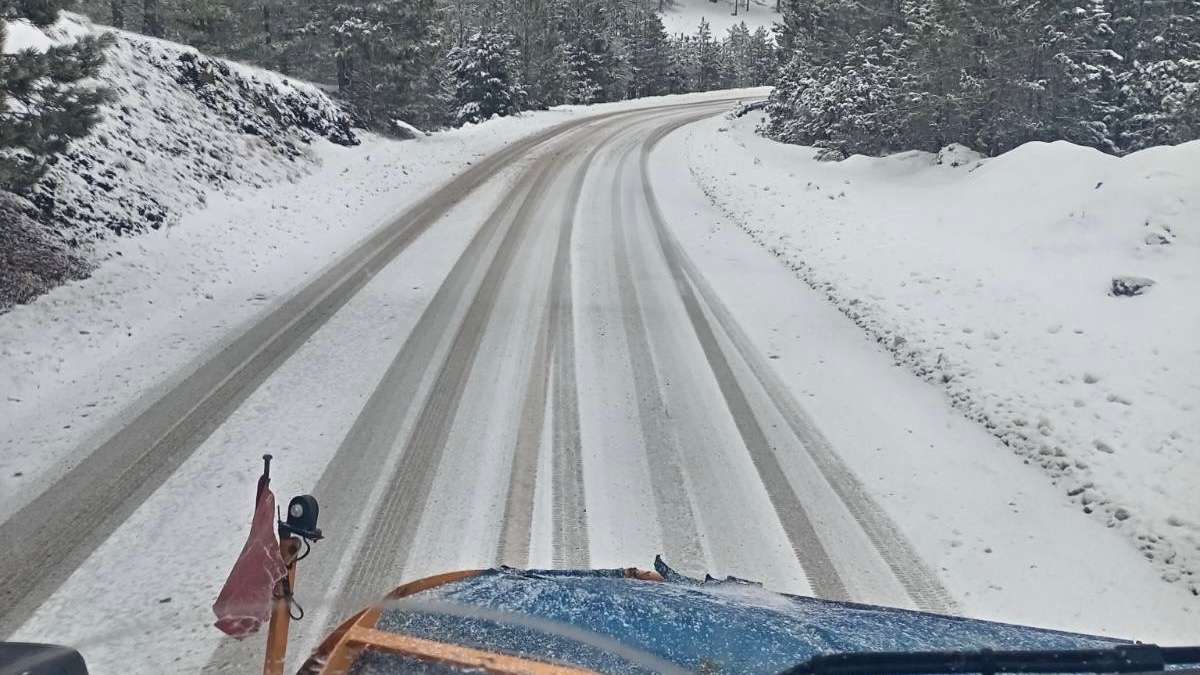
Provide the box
[659,0,778,37]
[686,110,1200,596]
[1,14,89,54]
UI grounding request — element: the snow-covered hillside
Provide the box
[1,14,357,310]
[660,0,778,37]
[35,16,357,243]
[687,110,1200,597]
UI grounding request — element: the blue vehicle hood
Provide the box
[359,559,1125,674]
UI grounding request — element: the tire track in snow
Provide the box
[339,154,564,606]
[608,142,706,568]
[495,290,553,568]
[639,117,955,612]
[631,112,849,600]
[548,155,591,570]
[497,141,603,568]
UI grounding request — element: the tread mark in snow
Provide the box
[342,156,563,606]
[498,141,602,569]
[549,150,593,570]
[637,119,956,612]
[610,142,706,569]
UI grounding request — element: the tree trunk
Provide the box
[262,3,278,72]
[110,0,125,28]
[335,32,351,93]
[142,0,162,37]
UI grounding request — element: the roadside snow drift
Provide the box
[687,111,1200,598]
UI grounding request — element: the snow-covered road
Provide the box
[3,97,1195,674]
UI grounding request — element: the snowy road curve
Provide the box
[3,99,953,673]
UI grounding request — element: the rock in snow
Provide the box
[1110,276,1156,296]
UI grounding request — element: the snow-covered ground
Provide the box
[685,110,1200,598]
[659,0,778,37]
[1,14,91,54]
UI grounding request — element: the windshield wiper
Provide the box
[780,644,1200,674]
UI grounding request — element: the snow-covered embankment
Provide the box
[0,14,358,308]
[685,110,1200,597]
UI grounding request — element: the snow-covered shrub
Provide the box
[0,191,90,310]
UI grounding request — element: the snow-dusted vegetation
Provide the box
[763,0,1200,157]
[688,109,1200,597]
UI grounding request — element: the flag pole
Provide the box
[260,456,323,675]
[263,535,300,675]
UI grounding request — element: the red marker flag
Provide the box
[212,477,287,639]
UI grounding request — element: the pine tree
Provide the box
[311,0,442,131]
[626,7,672,97]
[1,0,110,192]
[446,29,526,124]
[694,18,723,90]
[746,26,776,85]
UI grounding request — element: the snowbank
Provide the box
[2,19,54,53]
[686,111,1200,597]
[1,14,90,54]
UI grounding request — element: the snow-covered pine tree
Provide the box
[561,24,609,103]
[0,0,110,192]
[1106,0,1200,149]
[502,0,568,108]
[746,26,776,85]
[665,33,694,93]
[693,18,724,90]
[724,21,753,87]
[765,0,901,151]
[625,5,672,98]
[445,29,526,124]
[314,0,442,132]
